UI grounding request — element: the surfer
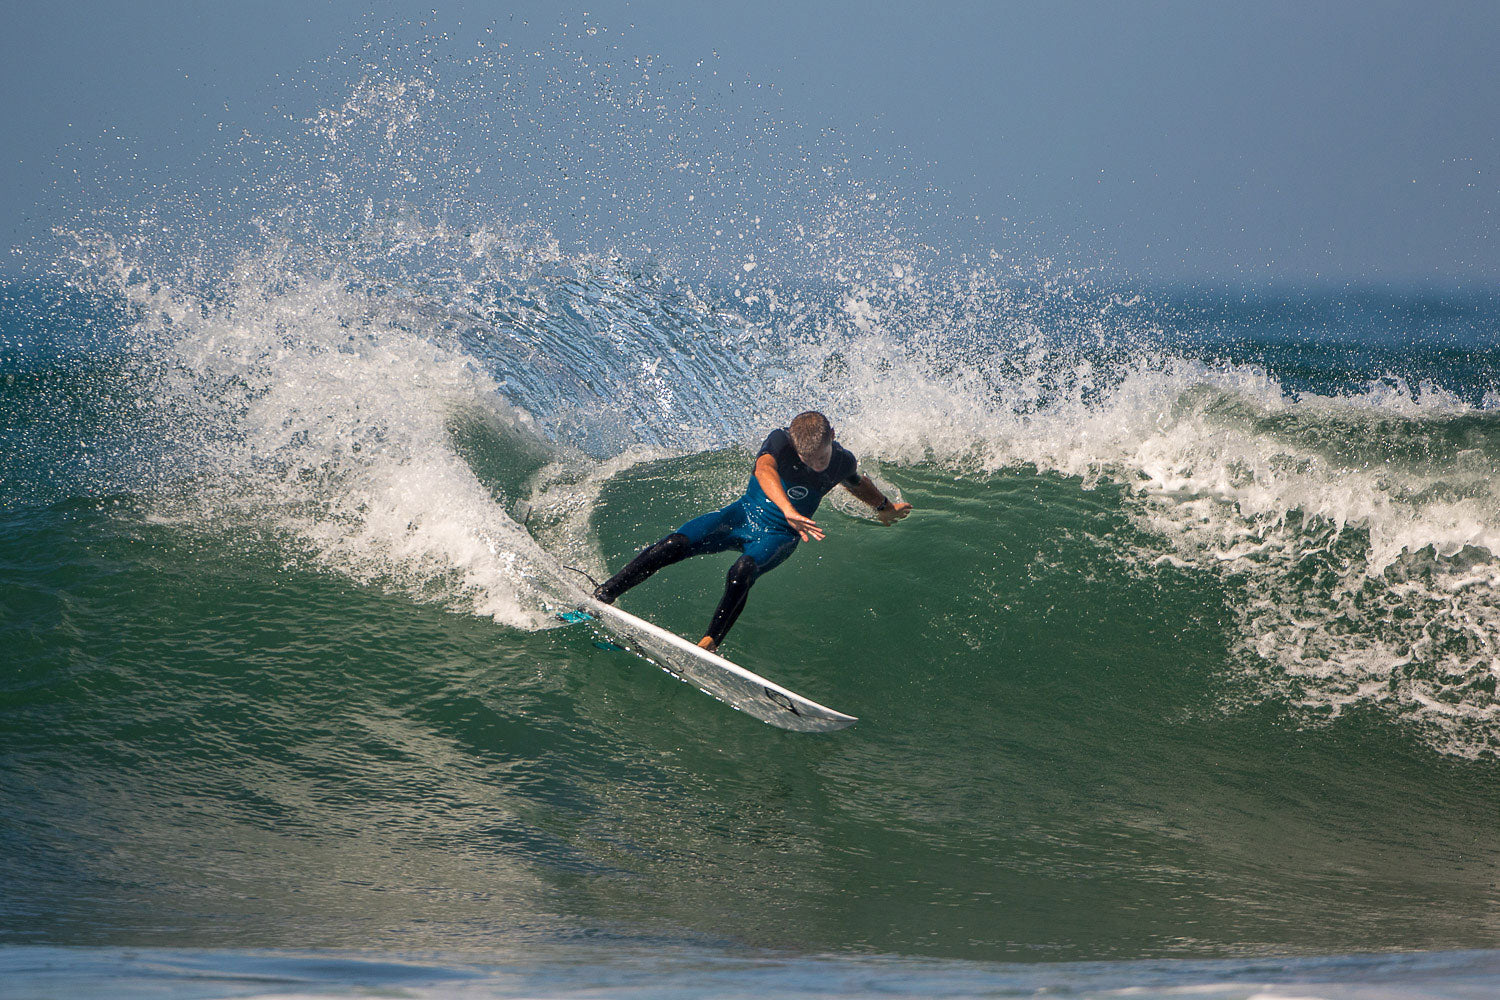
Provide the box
[592,411,912,652]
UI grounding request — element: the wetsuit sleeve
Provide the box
[839,448,860,486]
[757,428,792,461]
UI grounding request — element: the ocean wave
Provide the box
[34,36,1497,757]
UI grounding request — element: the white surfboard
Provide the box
[566,598,858,733]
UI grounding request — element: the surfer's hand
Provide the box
[876,501,912,526]
[786,511,825,541]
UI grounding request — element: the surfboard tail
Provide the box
[560,601,858,732]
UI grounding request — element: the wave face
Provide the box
[5,33,1500,967]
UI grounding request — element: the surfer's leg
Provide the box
[699,533,798,649]
[594,509,734,603]
[593,533,692,603]
[702,555,760,649]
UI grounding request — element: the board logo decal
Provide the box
[764,687,801,715]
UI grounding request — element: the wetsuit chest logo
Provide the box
[786,485,810,500]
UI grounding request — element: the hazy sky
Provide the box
[3,0,1497,285]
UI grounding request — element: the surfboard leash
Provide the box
[562,564,602,589]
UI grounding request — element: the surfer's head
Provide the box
[789,411,835,472]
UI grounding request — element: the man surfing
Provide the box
[593,411,912,652]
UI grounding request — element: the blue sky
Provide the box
[3,0,1496,285]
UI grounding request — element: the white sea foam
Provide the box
[90,243,588,630]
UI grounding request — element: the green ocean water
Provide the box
[6,270,1500,975]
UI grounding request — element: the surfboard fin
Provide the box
[557,608,625,650]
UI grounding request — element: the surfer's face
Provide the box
[800,438,834,472]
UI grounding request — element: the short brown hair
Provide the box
[788,411,833,454]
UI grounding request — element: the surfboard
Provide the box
[559,598,858,733]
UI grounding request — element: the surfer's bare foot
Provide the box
[697,636,718,653]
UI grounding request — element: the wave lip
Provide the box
[88,250,586,629]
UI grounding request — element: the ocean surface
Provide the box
[6,36,1500,1000]
[6,265,1500,997]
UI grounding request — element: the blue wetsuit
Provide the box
[676,428,860,572]
[594,428,862,645]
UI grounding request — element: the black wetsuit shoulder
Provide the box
[756,428,860,516]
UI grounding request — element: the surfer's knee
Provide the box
[629,532,690,571]
[650,532,691,559]
[726,554,760,589]
[594,533,694,603]
[705,555,761,647]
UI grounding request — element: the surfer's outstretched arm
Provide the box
[755,453,825,541]
[843,475,912,525]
